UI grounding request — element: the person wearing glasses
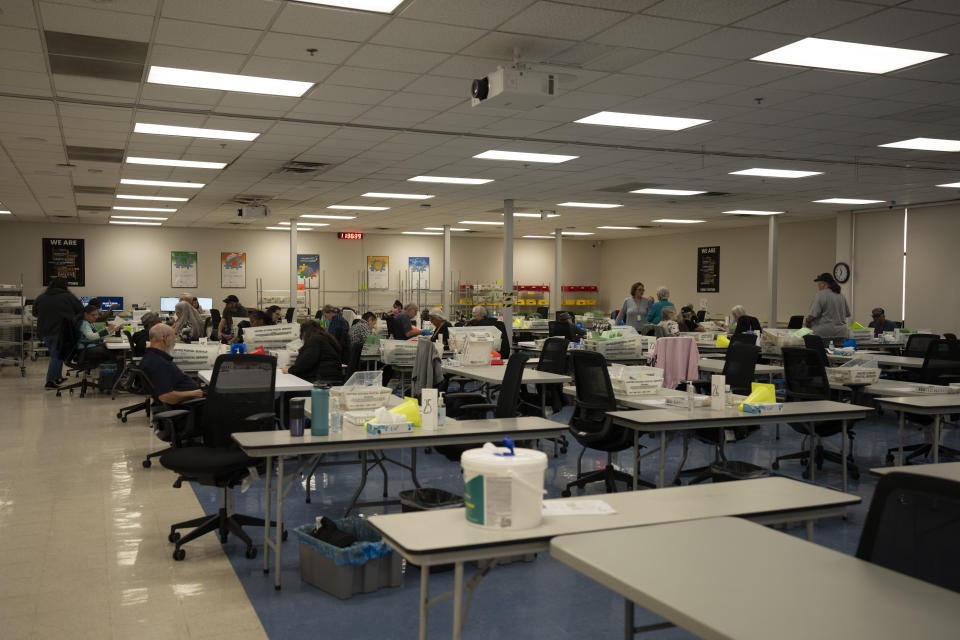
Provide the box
[868,307,897,337]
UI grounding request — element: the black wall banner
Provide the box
[42,238,85,286]
[697,246,719,293]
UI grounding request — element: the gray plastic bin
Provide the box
[294,518,403,599]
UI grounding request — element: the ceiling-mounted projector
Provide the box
[237,204,268,219]
[471,65,558,110]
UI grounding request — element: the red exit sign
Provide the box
[338,231,363,240]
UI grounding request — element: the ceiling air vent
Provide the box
[232,194,273,205]
[67,146,124,163]
[278,161,332,175]
[74,185,116,195]
[45,31,147,82]
[77,205,111,213]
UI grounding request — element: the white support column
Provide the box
[767,215,779,328]
[503,199,514,347]
[554,228,563,315]
[289,219,298,311]
[442,224,451,315]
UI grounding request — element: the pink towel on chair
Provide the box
[650,336,700,389]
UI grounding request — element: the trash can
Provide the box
[294,517,403,599]
[398,487,463,513]
[708,460,769,483]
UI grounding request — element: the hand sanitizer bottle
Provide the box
[686,381,695,413]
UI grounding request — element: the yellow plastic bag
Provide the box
[716,334,730,348]
[389,397,422,428]
[738,382,776,411]
[851,321,865,329]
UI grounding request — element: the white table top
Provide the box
[828,353,924,368]
[368,477,858,559]
[197,368,313,392]
[517,341,538,350]
[105,341,131,350]
[232,415,567,457]
[699,358,783,375]
[871,461,960,480]
[874,393,960,411]
[562,384,688,409]
[550,517,960,640]
[609,400,870,432]
[832,379,960,397]
[441,363,572,385]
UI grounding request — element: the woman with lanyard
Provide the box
[805,272,851,347]
[615,281,653,331]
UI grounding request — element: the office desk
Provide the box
[105,341,131,351]
[609,401,870,491]
[871,460,960,480]
[197,368,312,392]
[233,416,567,590]
[875,394,960,465]
[829,378,958,397]
[562,384,688,409]
[698,358,782,378]
[369,478,859,640]
[442,363,572,415]
[551,517,960,640]
[828,353,924,368]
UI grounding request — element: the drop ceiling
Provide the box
[1,0,960,238]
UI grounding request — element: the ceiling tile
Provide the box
[591,15,716,50]
[39,2,155,40]
[370,18,486,53]
[344,44,449,74]
[820,8,957,44]
[733,0,881,35]
[155,18,261,54]
[673,27,796,60]
[400,0,536,29]
[241,57,336,85]
[325,66,421,91]
[148,45,247,74]
[644,0,786,25]
[0,25,44,53]
[461,32,578,62]
[161,0,280,29]
[499,1,627,40]
[255,32,359,64]
[622,52,731,79]
[271,3,389,40]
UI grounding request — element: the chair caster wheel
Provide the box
[245,547,257,559]
[771,461,780,470]
[142,459,151,468]
[851,470,860,480]
[173,549,185,561]
[121,416,127,423]
[282,529,289,542]
[802,469,811,480]
[56,391,61,397]
[561,489,572,497]
[116,412,123,419]
[168,531,181,543]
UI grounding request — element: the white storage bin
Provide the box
[380,339,419,365]
[850,329,874,342]
[825,367,881,385]
[331,386,393,411]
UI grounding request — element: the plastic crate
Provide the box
[331,386,393,410]
[850,329,874,341]
[914,384,960,394]
[582,336,642,358]
[609,365,663,395]
[380,339,419,365]
[825,367,881,385]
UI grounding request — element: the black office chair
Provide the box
[492,320,511,358]
[730,332,758,347]
[285,307,295,324]
[209,308,221,341]
[562,351,655,495]
[133,367,205,468]
[55,319,99,398]
[345,340,364,379]
[787,315,804,329]
[680,342,768,484]
[548,320,574,340]
[856,472,960,593]
[733,315,762,334]
[520,337,568,414]
[802,334,830,367]
[903,333,940,359]
[772,347,859,480]
[158,354,281,561]
[535,306,550,320]
[115,358,152,423]
[695,310,706,323]
[385,316,397,340]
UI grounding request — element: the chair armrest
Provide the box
[459,402,496,413]
[179,397,206,409]
[244,412,277,430]
[444,392,486,402]
[155,409,189,422]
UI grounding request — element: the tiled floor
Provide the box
[3,360,956,639]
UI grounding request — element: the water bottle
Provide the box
[828,340,834,354]
[289,398,305,437]
[311,384,329,436]
[329,409,342,433]
[686,381,695,413]
[725,384,733,408]
[438,392,446,427]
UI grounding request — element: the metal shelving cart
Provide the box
[0,276,27,376]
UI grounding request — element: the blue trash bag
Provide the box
[293,517,393,566]
[842,338,857,349]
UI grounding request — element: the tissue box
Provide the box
[365,421,415,435]
[664,394,711,408]
[740,402,784,414]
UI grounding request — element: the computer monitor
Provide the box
[160,297,179,312]
[196,297,213,311]
[79,296,123,311]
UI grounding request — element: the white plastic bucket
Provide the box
[461,443,547,530]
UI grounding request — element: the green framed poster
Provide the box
[171,251,198,288]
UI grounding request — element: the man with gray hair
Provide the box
[140,324,202,405]
[392,303,423,339]
[469,305,490,325]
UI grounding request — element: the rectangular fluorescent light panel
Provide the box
[266,226,313,231]
[147,66,313,97]
[109,220,162,226]
[474,150,578,163]
[408,176,493,185]
[510,212,560,218]
[120,179,204,189]
[730,168,822,178]
[597,226,640,230]
[522,235,554,239]
[126,156,226,169]
[723,210,784,215]
[751,38,947,74]
[110,215,168,221]
[936,182,960,188]
[813,198,884,205]
[557,202,622,208]
[653,219,704,224]
[631,188,706,196]
[575,111,710,130]
[290,0,405,13]
[278,221,328,227]
[402,231,442,235]
[116,194,189,202]
[362,192,433,200]
[328,205,388,211]
[880,138,960,152]
[113,206,177,212]
[424,227,470,231]
[134,122,259,141]
[557,231,594,236]
[301,214,356,220]
[459,220,503,226]
[0,210,11,214]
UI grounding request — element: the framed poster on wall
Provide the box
[297,254,319,286]
[171,251,198,288]
[697,246,720,293]
[409,256,430,289]
[367,256,389,289]
[42,238,85,286]
[221,251,246,288]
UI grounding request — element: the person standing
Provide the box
[646,286,675,325]
[615,282,653,332]
[805,273,851,346]
[34,277,84,389]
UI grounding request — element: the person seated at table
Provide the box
[678,305,705,332]
[172,300,204,342]
[393,303,423,339]
[190,297,203,313]
[557,311,587,340]
[349,311,377,350]
[646,286,675,325]
[265,305,282,325]
[218,295,248,343]
[428,307,451,349]
[320,304,350,348]
[657,306,681,336]
[730,305,762,334]
[130,312,161,357]
[140,324,203,405]
[392,300,403,315]
[868,307,897,337]
[87,297,118,323]
[76,304,119,367]
[283,320,343,384]
[467,305,495,326]
[235,310,266,343]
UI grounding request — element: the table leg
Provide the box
[897,411,905,466]
[452,561,464,640]
[274,456,284,590]
[658,430,666,488]
[624,598,634,640]
[841,420,848,494]
[805,520,814,541]
[632,431,639,491]
[933,414,941,464]
[540,385,547,417]
[262,455,272,575]
[419,565,430,640]
[808,428,816,482]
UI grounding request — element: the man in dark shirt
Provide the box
[869,307,898,337]
[140,324,202,404]
[393,303,423,339]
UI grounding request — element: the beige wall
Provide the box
[597,219,837,324]
[903,204,959,333]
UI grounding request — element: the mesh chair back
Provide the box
[209,308,221,340]
[570,350,616,411]
[548,320,573,340]
[202,354,276,448]
[722,342,758,395]
[695,309,706,322]
[345,340,363,378]
[781,347,831,401]
[856,472,960,593]
[493,320,511,358]
[920,339,960,385]
[904,333,939,358]
[538,337,569,374]
[802,334,829,366]
[285,307,295,323]
[385,316,397,339]
[536,306,549,320]
[787,315,804,329]
[730,332,758,346]
[494,353,528,418]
